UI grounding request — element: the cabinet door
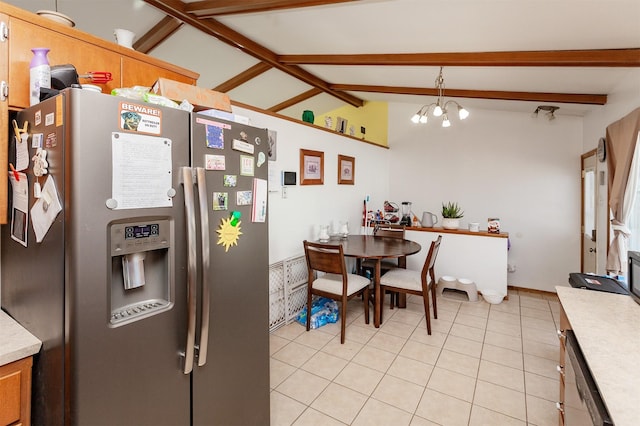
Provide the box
[0,357,33,426]
[8,18,122,109]
[0,12,7,224]
[121,56,197,88]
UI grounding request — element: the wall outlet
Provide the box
[507,264,516,273]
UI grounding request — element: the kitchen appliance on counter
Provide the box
[1,89,269,425]
[400,201,412,226]
[568,273,628,295]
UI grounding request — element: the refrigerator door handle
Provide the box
[195,167,210,366]
[181,166,197,374]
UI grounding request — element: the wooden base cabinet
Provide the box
[0,1,199,224]
[0,356,33,426]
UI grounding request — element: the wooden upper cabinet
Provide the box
[121,56,197,88]
[0,1,199,224]
[3,2,198,110]
[8,18,122,108]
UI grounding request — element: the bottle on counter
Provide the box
[30,48,51,106]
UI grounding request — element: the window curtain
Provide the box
[606,107,640,274]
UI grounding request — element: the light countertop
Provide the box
[0,309,41,366]
[556,286,640,426]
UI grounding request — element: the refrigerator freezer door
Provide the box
[66,90,192,426]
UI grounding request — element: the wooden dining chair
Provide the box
[362,224,406,271]
[379,235,442,334]
[361,224,406,307]
[303,240,371,344]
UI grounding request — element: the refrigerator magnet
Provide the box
[236,191,252,206]
[212,192,228,211]
[232,139,254,154]
[223,175,237,187]
[205,125,224,149]
[216,216,242,252]
[205,154,225,171]
[240,155,254,176]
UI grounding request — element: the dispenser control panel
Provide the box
[125,223,160,239]
[110,219,170,256]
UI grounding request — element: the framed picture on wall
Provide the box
[338,154,355,185]
[300,149,324,185]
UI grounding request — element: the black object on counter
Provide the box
[51,64,80,89]
[568,272,629,295]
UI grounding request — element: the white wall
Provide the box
[237,71,640,292]
[387,106,583,292]
[582,69,640,274]
[232,107,391,263]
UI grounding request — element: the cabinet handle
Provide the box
[0,81,7,101]
[556,402,564,413]
[0,21,7,42]
[556,364,565,376]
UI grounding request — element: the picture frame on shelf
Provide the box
[300,149,324,185]
[338,154,355,185]
[336,117,348,134]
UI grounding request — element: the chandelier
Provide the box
[411,67,469,127]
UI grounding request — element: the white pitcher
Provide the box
[421,211,438,227]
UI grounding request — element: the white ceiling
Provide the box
[8,0,640,120]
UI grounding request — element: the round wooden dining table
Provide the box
[324,234,421,328]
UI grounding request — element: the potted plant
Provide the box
[441,202,464,229]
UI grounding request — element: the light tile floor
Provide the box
[270,288,561,426]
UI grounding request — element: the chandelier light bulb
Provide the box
[419,115,428,124]
[411,113,421,124]
[458,106,469,120]
[433,104,443,117]
[442,114,451,127]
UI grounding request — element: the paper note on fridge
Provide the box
[31,175,62,243]
[15,134,30,171]
[111,132,173,209]
[252,178,267,223]
[9,171,29,246]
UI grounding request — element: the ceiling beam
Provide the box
[279,49,640,67]
[134,16,183,54]
[143,0,364,107]
[213,62,273,93]
[330,84,608,105]
[268,88,323,112]
[186,0,358,17]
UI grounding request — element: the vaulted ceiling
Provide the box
[11,0,640,120]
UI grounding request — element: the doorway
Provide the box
[582,151,597,273]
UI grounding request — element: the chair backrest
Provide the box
[421,235,442,283]
[374,224,405,239]
[303,240,347,278]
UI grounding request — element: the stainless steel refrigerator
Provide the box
[1,88,270,425]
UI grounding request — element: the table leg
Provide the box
[375,259,381,327]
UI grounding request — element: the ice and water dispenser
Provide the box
[108,218,173,326]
